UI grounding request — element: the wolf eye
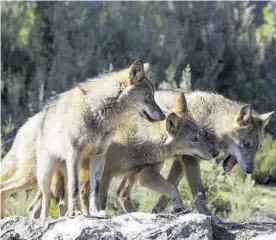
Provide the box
[243,140,250,149]
[190,136,198,142]
[146,94,152,100]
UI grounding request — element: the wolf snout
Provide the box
[159,112,166,121]
[150,109,166,122]
[245,164,254,174]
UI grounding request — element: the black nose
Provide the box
[245,165,253,174]
[159,112,166,121]
[212,150,219,158]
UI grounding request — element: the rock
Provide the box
[250,232,276,240]
[111,213,212,240]
[212,222,276,240]
[250,211,276,223]
[1,213,276,240]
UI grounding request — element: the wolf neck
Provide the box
[206,101,241,144]
[135,118,173,158]
[80,73,132,125]
[186,91,242,148]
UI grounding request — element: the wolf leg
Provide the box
[80,172,113,214]
[59,170,68,217]
[28,190,42,219]
[116,176,137,213]
[37,163,53,219]
[89,131,114,215]
[79,180,89,215]
[152,159,184,213]
[100,172,113,210]
[181,156,212,216]
[65,150,81,217]
[138,166,188,213]
[50,166,68,217]
[89,154,106,214]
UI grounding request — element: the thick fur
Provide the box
[3,90,273,218]
[29,89,218,216]
[36,59,166,218]
[121,90,274,215]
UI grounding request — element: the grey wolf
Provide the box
[29,89,218,216]
[1,60,165,219]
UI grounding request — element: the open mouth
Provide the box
[223,155,237,172]
[140,110,155,122]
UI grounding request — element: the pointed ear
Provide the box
[234,104,252,126]
[144,63,150,73]
[166,113,179,134]
[259,111,274,128]
[171,92,187,116]
[129,59,145,85]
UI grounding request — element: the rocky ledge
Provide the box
[1,213,276,240]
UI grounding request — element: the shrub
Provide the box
[253,134,276,184]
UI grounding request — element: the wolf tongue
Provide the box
[226,157,237,172]
[223,156,237,172]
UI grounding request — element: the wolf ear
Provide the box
[259,111,274,128]
[166,113,179,134]
[129,59,145,85]
[171,92,187,116]
[234,104,252,126]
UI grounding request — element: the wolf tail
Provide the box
[0,147,17,185]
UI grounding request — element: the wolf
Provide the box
[113,90,274,216]
[1,60,166,219]
[28,89,218,216]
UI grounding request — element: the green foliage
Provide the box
[1,119,15,135]
[5,191,36,217]
[253,134,276,184]
[257,6,276,46]
[49,200,60,219]
[1,119,15,157]
[5,191,60,218]
[138,190,161,213]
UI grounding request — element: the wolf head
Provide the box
[166,92,219,160]
[120,60,165,122]
[222,104,274,174]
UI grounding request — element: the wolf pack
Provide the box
[1,60,274,222]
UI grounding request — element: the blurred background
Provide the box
[1,1,276,222]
